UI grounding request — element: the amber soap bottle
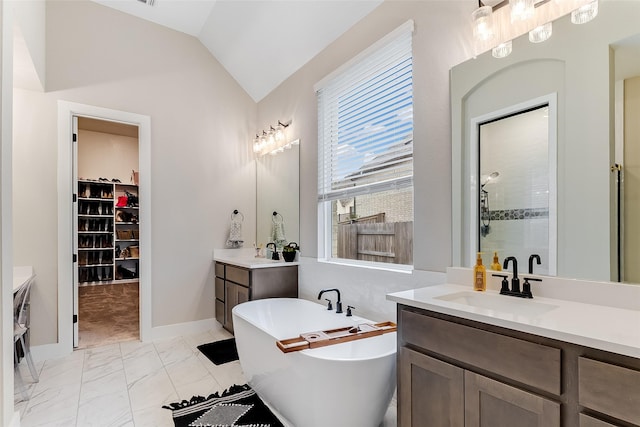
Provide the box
[474,252,486,291]
[491,251,502,271]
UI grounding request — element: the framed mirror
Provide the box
[256,145,300,250]
[451,2,640,283]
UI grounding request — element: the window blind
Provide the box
[317,21,414,202]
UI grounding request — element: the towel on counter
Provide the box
[226,212,244,248]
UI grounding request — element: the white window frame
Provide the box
[315,20,415,270]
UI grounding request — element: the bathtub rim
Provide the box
[232,298,397,362]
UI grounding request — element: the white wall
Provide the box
[77,130,139,182]
[12,0,257,346]
[257,1,476,311]
[12,0,44,90]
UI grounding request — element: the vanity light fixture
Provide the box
[472,0,598,59]
[571,0,598,24]
[492,40,513,58]
[472,5,495,41]
[529,22,552,43]
[510,0,534,22]
[252,120,294,156]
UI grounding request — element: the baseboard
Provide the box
[150,318,217,341]
[10,410,21,427]
[31,342,72,364]
[32,318,217,362]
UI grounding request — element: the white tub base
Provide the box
[233,298,397,427]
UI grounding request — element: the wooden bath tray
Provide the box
[276,321,397,353]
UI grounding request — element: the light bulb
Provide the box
[472,6,494,42]
[571,0,598,24]
[267,128,275,145]
[492,40,513,59]
[275,123,285,142]
[529,22,552,43]
[510,0,534,22]
[259,132,267,149]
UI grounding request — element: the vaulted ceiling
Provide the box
[90,0,383,102]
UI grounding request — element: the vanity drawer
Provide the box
[226,265,249,286]
[214,262,225,278]
[400,309,561,395]
[579,414,617,427]
[215,277,225,301]
[578,357,640,425]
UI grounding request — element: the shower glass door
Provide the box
[477,103,556,275]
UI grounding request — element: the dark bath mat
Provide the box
[163,384,284,427]
[197,338,239,365]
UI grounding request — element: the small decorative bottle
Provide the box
[474,252,487,292]
[490,251,502,271]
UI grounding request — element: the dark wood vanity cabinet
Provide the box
[578,357,640,426]
[214,261,298,333]
[397,305,640,427]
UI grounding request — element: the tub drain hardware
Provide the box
[276,321,397,353]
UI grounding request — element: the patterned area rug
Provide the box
[163,384,284,427]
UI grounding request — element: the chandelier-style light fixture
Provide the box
[252,120,297,156]
[471,0,599,59]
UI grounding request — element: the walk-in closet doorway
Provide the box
[74,117,141,349]
[57,102,151,356]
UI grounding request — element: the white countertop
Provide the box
[13,266,35,292]
[213,248,299,269]
[387,283,640,359]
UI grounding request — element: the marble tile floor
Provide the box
[14,326,397,427]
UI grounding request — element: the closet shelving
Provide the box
[77,180,139,285]
[114,183,139,282]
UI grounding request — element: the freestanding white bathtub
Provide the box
[232,298,397,427]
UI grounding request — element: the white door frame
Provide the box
[58,101,151,354]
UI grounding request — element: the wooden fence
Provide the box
[337,221,413,265]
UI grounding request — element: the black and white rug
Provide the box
[163,384,284,427]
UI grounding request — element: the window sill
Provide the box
[317,258,414,274]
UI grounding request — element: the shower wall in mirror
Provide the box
[256,145,300,249]
[476,104,556,276]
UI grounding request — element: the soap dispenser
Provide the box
[490,251,502,271]
[474,252,486,292]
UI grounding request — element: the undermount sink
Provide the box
[435,291,559,318]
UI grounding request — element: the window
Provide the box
[316,21,414,267]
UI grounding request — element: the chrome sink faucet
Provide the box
[318,288,343,313]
